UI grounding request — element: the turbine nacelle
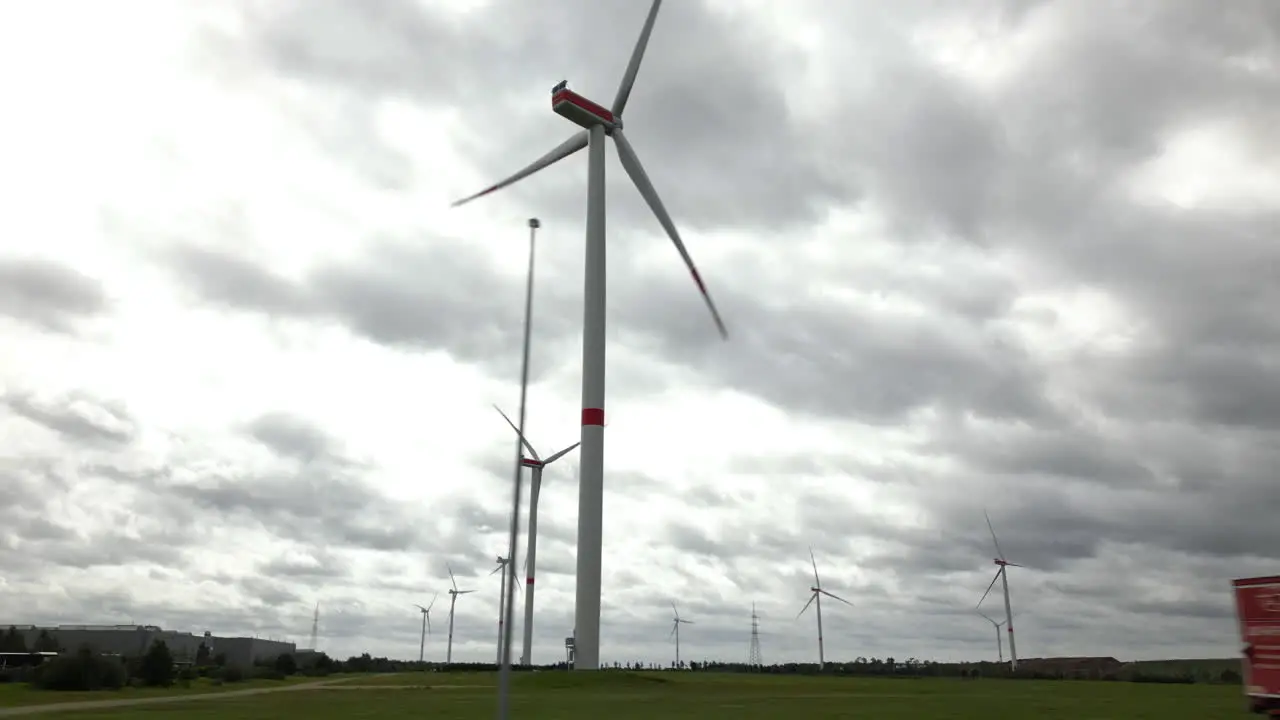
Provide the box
[551,85,618,131]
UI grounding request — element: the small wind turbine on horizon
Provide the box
[977,609,1007,665]
[797,547,853,670]
[493,404,579,667]
[414,594,437,663]
[446,564,475,665]
[490,555,522,665]
[669,601,693,668]
[452,0,729,670]
[977,510,1022,671]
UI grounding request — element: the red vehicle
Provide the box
[1235,576,1280,715]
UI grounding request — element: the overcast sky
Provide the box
[2,0,1278,667]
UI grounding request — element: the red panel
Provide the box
[582,408,605,426]
[520,458,541,468]
[526,577,534,585]
[1236,579,1280,697]
[552,90,614,122]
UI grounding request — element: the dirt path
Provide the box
[0,676,376,717]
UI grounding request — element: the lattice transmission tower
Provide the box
[308,602,319,651]
[748,602,763,669]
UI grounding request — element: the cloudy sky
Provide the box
[2,0,1278,666]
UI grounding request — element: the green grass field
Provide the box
[0,675,323,708]
[0,672,1247,718]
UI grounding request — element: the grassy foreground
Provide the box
[0,675,328,708]
[0,671,1245,719]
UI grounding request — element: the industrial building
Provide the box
[2,624,296,670]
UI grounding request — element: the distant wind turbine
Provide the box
[797,547,852,670]
[446,564,475,664]
[977,510,1022,671]
[669,601,693,668]
[414,594,437,663]
[493,404,579,666]
[490,555,522,665]
[977,609,1007,664]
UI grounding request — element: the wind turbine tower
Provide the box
[446,565,475,665]
[490,555,520,665]
[452,0,729,669]
[493,405,579,667]
[669,602,693,668]
[978,511,1022,671]
[797,547,853,670]
[748,602,763,669]
[977,610,1006,665]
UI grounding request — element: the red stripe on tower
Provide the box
[582,408,605,426]
[526,577,534,585]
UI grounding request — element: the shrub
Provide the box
[274,653,297,676]
[221,665,245,683]
[31,648,126,691]
[0,667,33,684]
[137,640,175,687]
[250,667,286,681]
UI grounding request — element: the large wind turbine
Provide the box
[446,564,474,664]
[489,555,521,665]
[977,609,1006,665]
[493,405,579,667]
[796,547,853,670]
[977,511,1022,670]
[669,601,693,668]
[414,594,437,663]
[452,0,728,670]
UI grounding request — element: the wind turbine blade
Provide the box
[671,600,679,619]
[543,441,581,464]
[796,593,816,619]
[668,621,677,638]
[976,609,995,625]
[611,0,663,117]
[452,131,588,208]
[493,404,540,460]
[984,509,1006,560]
[1005,562,1024,568]
[414,604,426,612]
[427,613,432,634]
[820,589,853,607]
[809,546,821,587]
[458,589,475,595]
[682,620,694,625]
[448,564,459,592]
[427,592,438,612]
[977,568,1002,607]
[612,128,728,339]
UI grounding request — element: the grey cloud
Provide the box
[247,0,854,233]
[258,549,352,580]
[246,412,339,463]
[0,257,109,333]
[151,463,424,553]
[162,241,579,384]
[3,391,136,446]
